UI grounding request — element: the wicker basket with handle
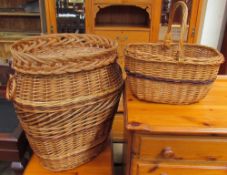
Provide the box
[124,1,224,104]
[6,34,123,171]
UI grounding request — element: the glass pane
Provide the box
[159,0,192,41]
[0,0,40,64]
[56,0,85,33]
[0,0,41,33]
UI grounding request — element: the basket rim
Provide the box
[10,34,118,74]
[10,33,118,58]
[125,42,224,65]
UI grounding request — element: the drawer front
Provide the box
[133,134,227,162]
[94,30,150,56]
[121,30,150,44]
[94,30,122,41]
[132,160,227,175]
[94,30,150,44]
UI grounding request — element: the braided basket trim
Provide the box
[11,34,118,74]
[125,69,215,85]
[125,43,224,65]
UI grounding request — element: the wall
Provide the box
[199,0,227,50]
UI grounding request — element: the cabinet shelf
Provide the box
[0,12,40,17]
[87,1,154,71]
[0,32,40,40]
[0,0,44,64]
[95,5,150,28]
[0,0,42,34]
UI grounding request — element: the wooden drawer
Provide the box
[94,30,150,45]
[94,30,150,54]
[121,30,150,44]
[131,160,227,175]
[133,134,227,162]
[94,30,122,41]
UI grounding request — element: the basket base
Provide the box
[37,138,109,172]
[128,77,213,105]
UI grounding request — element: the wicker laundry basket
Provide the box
[125,1,224,104]
[6,34,123,171]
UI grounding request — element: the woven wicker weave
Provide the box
[6,34,123,171]
[125,1,224,104]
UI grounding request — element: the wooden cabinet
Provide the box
[43,1,204,143]
[0,0,46,64]
[124,77,227,175]
[44,0,85,34]
[85,0,204,70]
[0,0,44,33]
[84,0,204,145]
[86,0,160,70]
[159,0,203,43]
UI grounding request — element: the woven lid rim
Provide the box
[10,34,118,74]
[125,43,224,65]
[11,33,118,57]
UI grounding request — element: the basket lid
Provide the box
[11,34,118,75]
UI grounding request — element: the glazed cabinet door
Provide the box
[159,0,203,43]
[44,0,85,33]
[0,0,46,64]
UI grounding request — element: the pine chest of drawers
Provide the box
[124,77,227,175]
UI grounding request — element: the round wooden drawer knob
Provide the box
[162,147,174,158]
[160,173,168,175]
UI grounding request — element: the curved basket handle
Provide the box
[164,1,189,61]
[6,75,16,101]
